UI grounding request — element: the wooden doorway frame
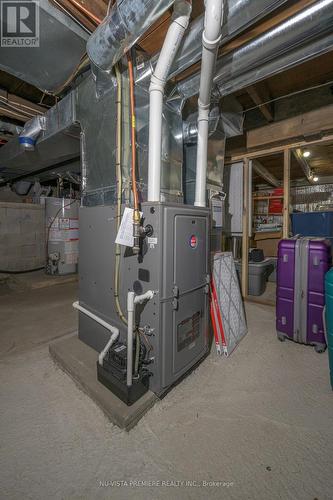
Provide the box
[229,135,333,306]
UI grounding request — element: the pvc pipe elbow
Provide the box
[203,0,224,42]
[134,290,155,305]
[172,0,192,26]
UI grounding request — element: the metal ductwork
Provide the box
[214,0,333,96]
[0,120,22,141]
[0,2,88,93]
[183,98,244,144]
[183,107,221,145]
[19,115,45,151]
[87,0,174,71]
[136,0,287,86]
[0,92,80,182]
[176,0,333,101]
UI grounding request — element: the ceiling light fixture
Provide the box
[313,175,319,182]
[303,150,311,158]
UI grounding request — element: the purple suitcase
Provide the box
[276,237,331,352]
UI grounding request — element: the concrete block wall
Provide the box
[0,202,45,272]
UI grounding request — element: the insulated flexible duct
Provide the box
[176,0,333,101]
[136,0,288,85]
[213,0,333,96]
[87,0,174,71]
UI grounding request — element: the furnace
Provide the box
[77,203,209,401]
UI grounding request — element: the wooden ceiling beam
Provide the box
[0,89,47,114]
[247,82,274,122]
[252,159,280,186]
[0,89,48,123]
[247,104,333,150]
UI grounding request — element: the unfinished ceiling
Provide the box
[237,50,333,130]
[0,0,333,186]
[252,141,333,187]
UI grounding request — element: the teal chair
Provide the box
[325,268,333,390]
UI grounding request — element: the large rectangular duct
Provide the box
[0,92,79,181]
[0,1,88,93]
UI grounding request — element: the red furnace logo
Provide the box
[189,235,198,249]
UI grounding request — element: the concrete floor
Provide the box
[0,269,77,295]
[1,282,333,499]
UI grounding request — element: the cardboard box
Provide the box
[254,231,282,257]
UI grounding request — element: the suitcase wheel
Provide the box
[314,344,326,354]
[277,333,286,342]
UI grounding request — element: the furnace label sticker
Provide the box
[115,207,142,247]
[147,237,158,249]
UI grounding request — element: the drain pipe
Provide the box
[194,0,224,207]
[127,290,155,387]
[147,0,192,202]
[72,301,119,366]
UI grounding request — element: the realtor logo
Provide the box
[1,0,39,47]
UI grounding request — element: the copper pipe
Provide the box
[127,53,139,214]
[68,0,102,25]
[49,0,92,33]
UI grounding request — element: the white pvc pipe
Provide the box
[194,0,223,207]
[127,290,155,387]
[147,0,192,202]
[72,301,119,366]
[134,290,155,305]
[127,292,135,387]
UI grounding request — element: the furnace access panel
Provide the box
[79,203,210,396]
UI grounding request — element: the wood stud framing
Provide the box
[283,148,291,239]
[241,158,250,298]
